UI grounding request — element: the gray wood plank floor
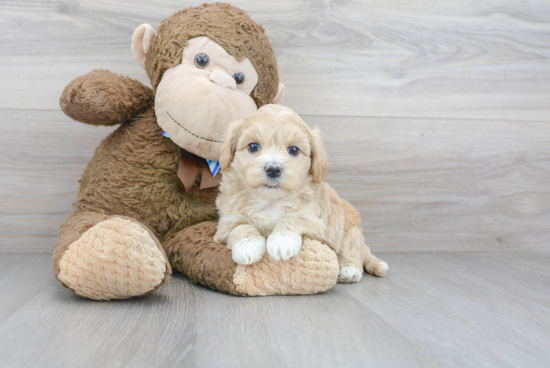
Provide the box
[1,1,549,367]
[0,252,548,368]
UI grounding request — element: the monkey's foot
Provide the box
[57,217,170,300]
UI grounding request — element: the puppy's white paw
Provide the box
[266,232,302,261]
[338,266,363,283]
[231,237,266,265]
[375,261,389,277]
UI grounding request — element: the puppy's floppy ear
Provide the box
[219,120,245,172]
[309,127,328,183]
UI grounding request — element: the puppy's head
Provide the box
[219,104,327,198]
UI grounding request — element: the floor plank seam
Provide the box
[2,108,550,124]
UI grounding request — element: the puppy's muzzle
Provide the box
[265,163,282,178]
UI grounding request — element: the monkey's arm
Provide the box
[164,221,339,296]
[60,69,154,126]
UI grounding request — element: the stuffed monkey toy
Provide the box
[53,3,339,300]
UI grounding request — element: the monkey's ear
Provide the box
[131,24,157,68]
[309,128,328,183]
[272,83,285,104]
[219,120,245,173]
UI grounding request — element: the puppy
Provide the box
[214,104,388,282]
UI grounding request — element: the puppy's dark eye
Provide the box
[194,53,209,68]
[248,143,260,153]
[288,146,299,156]
[233,73,244,85]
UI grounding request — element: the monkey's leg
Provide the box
[53,212,171,300]
[164,222,339,296]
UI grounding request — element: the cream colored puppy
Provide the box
[214,104,388,282]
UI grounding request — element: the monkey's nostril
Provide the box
[208,70,236,90]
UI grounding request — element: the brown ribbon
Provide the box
[177,149,221,193]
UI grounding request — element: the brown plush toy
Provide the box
[53,3,340,300]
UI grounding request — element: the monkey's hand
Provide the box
[59,69,154,126]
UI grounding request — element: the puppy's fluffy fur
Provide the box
[214,104,388,282]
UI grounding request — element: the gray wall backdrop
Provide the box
[1,0,549,252]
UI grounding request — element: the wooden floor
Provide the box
[0,252,548,368]
[1,1,549,367]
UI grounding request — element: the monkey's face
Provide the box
[132,4,285,160]
[154,37,259,160]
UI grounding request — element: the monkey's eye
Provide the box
[194,53,210,68]
[248,143,260,153]
[233,73,244,85]
[288,146,299,156]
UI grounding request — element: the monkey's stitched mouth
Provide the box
[166,111,223,143]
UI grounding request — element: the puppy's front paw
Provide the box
[266,232,302,261]
[338,266,363,283]
[231,238,266,265]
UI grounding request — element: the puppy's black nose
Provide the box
[265,163,282,178]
